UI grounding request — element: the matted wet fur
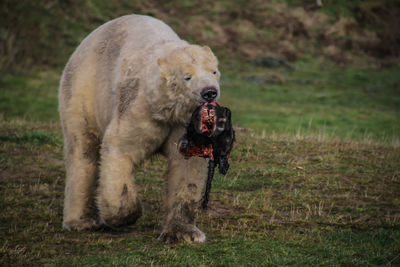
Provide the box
[59,14,221,243]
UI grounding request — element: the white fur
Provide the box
[59,15,220,243]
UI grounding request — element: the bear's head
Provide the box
[156,45,220,123]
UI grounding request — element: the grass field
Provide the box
[1,1,400,265]
[2,56,400,141]
[1,56,400,266]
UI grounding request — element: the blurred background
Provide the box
[2,0,400,71]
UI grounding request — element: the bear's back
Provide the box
[99,15,181,49]
[59,15,186,134]
[80,15,181,52]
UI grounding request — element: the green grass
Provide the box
[1,119,399,266]
[2,58,399,143]
[0,71,60,122]
[48,230,400,266]
[1,60,400,266]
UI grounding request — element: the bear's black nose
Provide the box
[201,87,218,102]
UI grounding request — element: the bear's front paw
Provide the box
[158,224,206,244]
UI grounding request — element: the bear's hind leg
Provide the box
[159,127,208,243]
[63,130,100,231]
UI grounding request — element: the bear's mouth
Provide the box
[192,92,206,104]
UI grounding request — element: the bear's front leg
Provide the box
[97,145,143,227]
[97,118,168,228]
[159,127,208,243]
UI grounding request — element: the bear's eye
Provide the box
[213,71,217,75]
[184,75,191,81]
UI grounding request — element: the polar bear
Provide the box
[58,15,221,243]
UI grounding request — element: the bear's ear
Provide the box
[203,46,218,64]
[203,46,213,55]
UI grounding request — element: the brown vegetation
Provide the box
[1,0,400,73]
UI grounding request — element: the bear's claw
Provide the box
[63,218,100,231]
[158,225,206,244]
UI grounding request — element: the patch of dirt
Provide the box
[0,145,63,184]
[203,201,234,217]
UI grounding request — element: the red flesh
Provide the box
[180,101,219,160]
[181,144,214,161]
